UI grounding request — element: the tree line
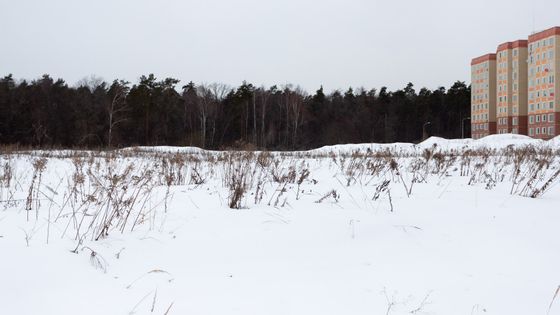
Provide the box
[0,74,471,150]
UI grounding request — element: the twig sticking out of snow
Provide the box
[547,285,560,315]
[126,269,174,289]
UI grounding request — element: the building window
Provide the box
[549,114,555,122]
[512,117,518,125]
[550,102,555,109]
[530,128,534,136]
[536,127,540,135]
[549,127,555,135]
[536,115,541,123]
[530,116,534,124]
[542,114,547,122]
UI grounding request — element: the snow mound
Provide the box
[412,134,545,153]
[118,134,558,157]
[121,146,209,154]
[417,137,472,151]
[473,134,542,150]
[307,143,414,155]
[306,134,551,155]
[548,135,560,146]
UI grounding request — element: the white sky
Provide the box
[0,0,559,92]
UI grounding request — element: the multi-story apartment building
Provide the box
[527,26,560,139]
[471,54,497,139]
[496,40,528,135]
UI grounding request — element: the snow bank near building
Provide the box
[308,134,555,156]
[114,134,559,157]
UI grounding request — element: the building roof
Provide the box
[471,53,496,65]
[497,40,528,51]
[497,42,513,51]
[528,26,560,42]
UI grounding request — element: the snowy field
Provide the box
[1,134,560,315]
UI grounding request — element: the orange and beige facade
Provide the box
[496,40,528,135]
[471,54,496,139]
[527,27,560,139]
[471,26,560,139]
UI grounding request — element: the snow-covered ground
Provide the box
[1,135,560,315]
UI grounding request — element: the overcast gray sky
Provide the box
[0,0,559,92]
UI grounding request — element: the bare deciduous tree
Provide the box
[197,83,230,148]
[107,80,130,148]
[76,75,105,92]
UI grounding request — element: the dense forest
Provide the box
[0,74,471,150]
